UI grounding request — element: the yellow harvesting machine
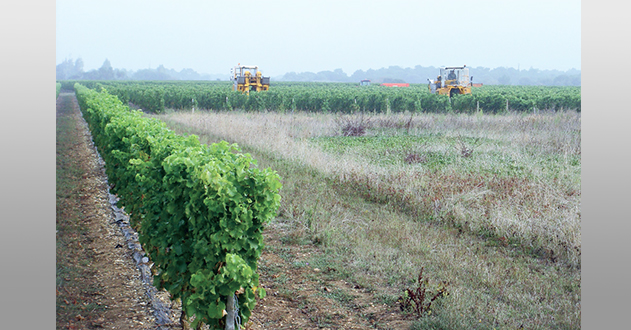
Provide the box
[231,64,270,95]
[428,65,473,97]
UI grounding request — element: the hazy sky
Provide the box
[56,0,581,77]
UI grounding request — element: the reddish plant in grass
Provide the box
[335,113,372,136]
[399,267,449,317]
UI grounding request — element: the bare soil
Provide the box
[57,93,160,329]
[248,223,413,330]
[56,93,414,330]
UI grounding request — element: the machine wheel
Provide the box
[449,88,461,97]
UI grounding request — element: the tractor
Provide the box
[428,65,473,97]
[231,64,270,95]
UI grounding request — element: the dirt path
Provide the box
[56,92,413,330]
[56,93,162,329]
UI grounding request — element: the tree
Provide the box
[73,58,84,77]
[178,68,201,80]
[56,59,73,80]
[314,68,349,82]
[132,68,173,80]
[114,68,129,80]
[97,59,115,80]
[498,75,511,85]
[56,58,85,80]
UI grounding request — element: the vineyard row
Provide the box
[73,83,282,329]
[60,80,581,114]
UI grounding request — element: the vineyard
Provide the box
[73,84,282,329]
[60,80,581,114]
[156,107,581,329]
[58,81,581,329]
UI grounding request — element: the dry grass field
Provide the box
[154,110,581,329]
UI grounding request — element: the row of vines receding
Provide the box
[61,80,580,114]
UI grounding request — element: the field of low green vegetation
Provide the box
[156,108,581,329]
[59,80,581,114]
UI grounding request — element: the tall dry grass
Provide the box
[156,110,581,328]
[161,110,580,267]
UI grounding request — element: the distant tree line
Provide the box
[57,58,580,86]
[278,65,580,86]
[56,58,226,81]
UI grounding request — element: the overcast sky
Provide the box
[56,0,581,77]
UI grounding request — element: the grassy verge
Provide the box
[155,110,580,329]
